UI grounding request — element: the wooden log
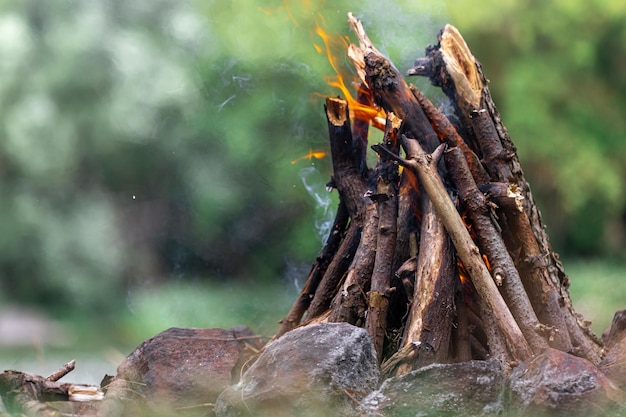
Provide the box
[304,97,370,320]
[324,97,370,222]
[347,13,440,154]
[394,169,420,269]
[328,199,377,325]
[0,365,102,417]
[389,169,420,321]
[366,113,401,362]
[410,85,489,185]
[408,24,602,362]
[445,146,550,353]
[395,195,456,374]
[383,137,532,362]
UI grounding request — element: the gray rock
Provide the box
[361,360,504,417]
[215,322,379,417]
[507,348,624,416]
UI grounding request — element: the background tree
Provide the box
[0,0,623,325]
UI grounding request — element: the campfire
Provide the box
[1,12,624,417]
[277,13,605,373]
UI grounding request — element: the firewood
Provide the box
[0,366,102,417]
[304,98,371,320]
[410,85,489,185]
[444,146,550,354]
[347,13,440,154]
[408,23,602,362]
[378,137,531,362]
[365,113,401,362]
[328,200,377,325]
[395,196,455,374]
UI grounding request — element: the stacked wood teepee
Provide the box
[277,13,604,375]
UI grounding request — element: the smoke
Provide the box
[299,166,334,243]
[353,1,447,81]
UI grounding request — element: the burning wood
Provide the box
[278,13,608,375]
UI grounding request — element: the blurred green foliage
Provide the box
[0,0,623,319]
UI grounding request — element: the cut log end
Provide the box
[325,96,349,126]
[439,24,483,109]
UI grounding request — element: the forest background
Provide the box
[0,0,624,383]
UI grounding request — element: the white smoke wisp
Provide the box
[299,166,334,243]
[354,1,447,87]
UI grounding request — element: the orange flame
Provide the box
[313,20,386,130]
[291,149,327,165]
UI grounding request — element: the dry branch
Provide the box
[304,97,370,321]
[394,196,455,374]
[444,146,549,354]
[408,23,603,362]
[389,137,532,362]
[365,113,401,361]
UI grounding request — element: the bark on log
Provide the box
[304,97,370,321]
[385,137,532,362]
[365,113,401,362]
[444,146,550,354]
[395,196,456,374]
[408,24,602,362]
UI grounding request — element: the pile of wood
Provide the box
[277,13,605,375]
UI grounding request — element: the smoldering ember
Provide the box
[1,13,625,417]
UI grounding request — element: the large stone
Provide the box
[507,348,624,416]
[361,360,504,417]
[215,322,379,417]
[99,326,262,416]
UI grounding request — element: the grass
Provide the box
[565,258,626,336]
[116,278,298,349]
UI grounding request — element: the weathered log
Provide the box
[304,97,370,320]
[383,137,532,362]
[0,362,102,417]
[444,146,550,354]
[347,13,440,154]
[366,113,401,362]
[394,195,456,374]
[408,23,602,362]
